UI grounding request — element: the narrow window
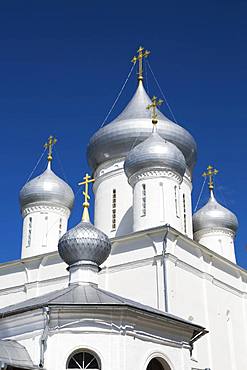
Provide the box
[42,215,48,248]
[26,217,32,248]
[174,185,179,217]
[183,193,187,233]
[58,218,63,238]
[112,189,117,230]
[141,184,146,216]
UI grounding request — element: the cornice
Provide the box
[194,228,235,240]
[128,168,182,187]
[22,204,70,218]
[94,157,125,178]
[111,225,247,277]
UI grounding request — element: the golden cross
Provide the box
[146,96,164,126]
[202,165,219,190]
[44,135,57,163]
[78,173,95,208]
[131,46,150,82]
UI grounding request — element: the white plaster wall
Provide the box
[133,176,182,233]
[0,253,68,308]
[165,236,247,370]
[93,161,133,238]
[194,229,236,263]
[0,227,246,369]
[21,205,69,258]
[44,329,190,370]
[0,307,194,370]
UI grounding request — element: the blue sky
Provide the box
[0,1,246,268]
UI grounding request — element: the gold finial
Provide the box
[202,165,219,190]
[78,173,95,222]
[44,135,57,164]
[132,46,150,82]
[147,96,164,126]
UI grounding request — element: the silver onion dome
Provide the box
[58,221,111,266]
[87,82,197,173]
[193,191,238,234]
[19,165,74,211]
[124,131,186,179]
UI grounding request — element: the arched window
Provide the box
[67,350,100,369]
[147,357,171,370]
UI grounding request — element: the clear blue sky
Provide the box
[0,1,246,268]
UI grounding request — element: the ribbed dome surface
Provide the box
[19,166,74,211]
[58,221,111,266]
[124,131,186,179]
[193,192,238,234]
[87,82,197,172]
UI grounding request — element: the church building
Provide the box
[0,47,246,370]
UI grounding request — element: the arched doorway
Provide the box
[147,357,171,370]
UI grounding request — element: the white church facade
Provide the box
[0,47,246,370]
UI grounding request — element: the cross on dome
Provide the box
[147,96,164,127]
[44,135,57,167]
[78,173,95,222]
[202,165,219,191]
[131,46,150,82]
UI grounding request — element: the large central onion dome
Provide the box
[58,217,111,267]
[193,191,238,234]
[124,131,186,180]
[19,164,74,211]
[87,82,197,173]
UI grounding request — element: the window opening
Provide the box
[174,185,179,218]
[67,350,100,369]
[42,215,49,248]
[26,217,32,248]
[183,193,187,234]
[112,189,117,230]
[141,183,146,216]
[58,218,63,238]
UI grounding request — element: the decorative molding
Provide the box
[129,168,182,187]
[94,157,125,179]
[22,205,70,217]
[165,253,246,298]
[194,228,235,241]
[93,167,128,192]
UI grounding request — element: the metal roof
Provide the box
[87,81,197,172]
[0,284,204,331]
[193,190,238,234]
[0,339,36,369]
[19,165,74,211]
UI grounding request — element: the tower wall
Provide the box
[129,168,193,237]
[130,171,183,233]
[194,228,236,263]
[93,159,133,238]
[21,205,70,258]
[93,160,194,238]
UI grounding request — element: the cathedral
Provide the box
[0,47,246,370]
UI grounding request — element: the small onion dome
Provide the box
[87,81,197,173]
[193,191,238,234]
[124,131,186,180]
[19,165,74,211]
[58,221,111,266]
